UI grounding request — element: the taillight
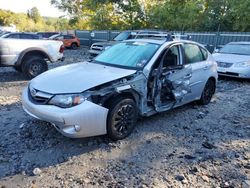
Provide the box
[59,45,64,53]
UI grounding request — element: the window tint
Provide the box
[7,34,19,39]
[20,34,35,39]
[64,35,74,39]
[183,44,204,64]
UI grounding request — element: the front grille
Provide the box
[218,72,239,77]
[29,87,53,104]
[216,61,233,68]
[91,45,103,51]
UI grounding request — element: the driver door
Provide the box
[154,44,192,112]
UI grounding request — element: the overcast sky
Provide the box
[0,0,65,17]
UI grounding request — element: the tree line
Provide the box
[1,0,249,32]
[0,7,70,32]
[51,0,250,32]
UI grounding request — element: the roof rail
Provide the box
[135,33,173,41]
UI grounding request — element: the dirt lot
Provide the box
[0,48,249,188]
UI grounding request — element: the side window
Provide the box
[64,35,74,39]
[162,45,181,68]
[183,43,204,64]
[200,47,208,60]
[7,34,19,39]
[20,34,33,39]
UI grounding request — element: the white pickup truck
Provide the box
[0,38,64,78]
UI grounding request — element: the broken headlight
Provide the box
[48,94,88,108]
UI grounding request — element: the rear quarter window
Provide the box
[200,47,208,60]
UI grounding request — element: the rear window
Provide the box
[5,34,19,39]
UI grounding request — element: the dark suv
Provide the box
[37,32,60,39]
[0,32,40,39]
[89,31,138,56]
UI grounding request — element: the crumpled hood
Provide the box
[30,62,136,94]
[213,53,250,63]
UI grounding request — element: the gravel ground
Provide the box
[0,48,249,188]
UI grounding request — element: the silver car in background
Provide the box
[22,38,217,140]
[213,42,250,78]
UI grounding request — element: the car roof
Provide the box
[228,41,250,45]
[126,39,167,45]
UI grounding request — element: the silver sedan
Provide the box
[22,39,218,140]
[213,42,250,78]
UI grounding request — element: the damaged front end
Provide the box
[84,63,192,117]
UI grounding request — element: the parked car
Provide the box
[0,32,40,39]
[22,38,217,140]
[213,42,250,78]
[0,38,64,78]
[49,34,80,49]
[89,30,138,56]
[36,32,60,39]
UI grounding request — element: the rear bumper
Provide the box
[22,87,109,138]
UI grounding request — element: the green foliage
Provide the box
[0,7,70,32]
[51,0,250,32]
[1,1,249,32]
[27,7,42,23]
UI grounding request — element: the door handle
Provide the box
[203,66,209,70]
[184,73,192,79]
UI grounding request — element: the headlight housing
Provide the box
[234,61,250,67]
[48,94,88,108]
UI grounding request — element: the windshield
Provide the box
[94,41,159,69]
[219,44,250,55]
[0,33,10,38]
[113,32,131,41]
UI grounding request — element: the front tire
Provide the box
[199,79,215,105]
[107,97,138,141]
[22,56,48,79]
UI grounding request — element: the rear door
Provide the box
[182,43,209,101]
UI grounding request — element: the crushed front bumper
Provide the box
[22,87,109,138]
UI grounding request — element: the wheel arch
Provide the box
[102,90,140,109]
[16,48,52,66]
[207,76,216,94]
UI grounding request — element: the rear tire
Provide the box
[71,43,78,50]
[22,56,48,79]
[199,79,215,105]
[107,97,138,141]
